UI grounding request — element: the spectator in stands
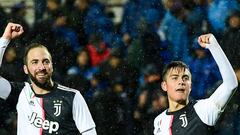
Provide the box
[159,0,190,62]
[207,0,240,37]
[221,10,240,74]
[87,34,110,66]
[216,10,240,135]
[91,77,130,135]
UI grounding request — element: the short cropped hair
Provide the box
[23,43,51,65]
[162,61,191,81]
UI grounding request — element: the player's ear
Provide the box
[23,65,28,74]
[161,81,167,92]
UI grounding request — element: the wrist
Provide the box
[1,34,11,40]
[0,37,11,47]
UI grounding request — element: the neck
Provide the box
[31,80,54,95]
[168,98,189,112]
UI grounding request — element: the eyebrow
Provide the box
[30,59,38,62]
[182,75,189,78]
[169,74,189,78]
[169,74,179,77]
[30,58,50,62]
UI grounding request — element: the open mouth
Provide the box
[176,88,185,92]
[36,73,48,78]
[37,73,46,76]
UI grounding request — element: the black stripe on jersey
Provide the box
[7,82,25,107]
[81,127,95,134]
[41,83,80,135]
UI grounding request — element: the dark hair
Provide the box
[23,43,51,65]
[162,61,190,81]
[76,47,91,67]
[47,0,62,5]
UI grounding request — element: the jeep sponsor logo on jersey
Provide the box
[29,112,59,133]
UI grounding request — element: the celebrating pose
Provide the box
[154,33,238,135]
[0,22,97,135]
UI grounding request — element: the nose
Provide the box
[38,62,46,70]
[178,78,185,85]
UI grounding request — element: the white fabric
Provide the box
[0,37,10,67]
[154,110,173,135]
[0,77,11,100]
[17,82,45,135]
[73,91,96,134]
[0,37,11,100]
[82,128,97,135]
[194,34,238,126]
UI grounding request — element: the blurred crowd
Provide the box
[0,0,240,134]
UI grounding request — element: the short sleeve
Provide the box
[72,91,96,133]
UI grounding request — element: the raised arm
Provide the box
[0,22,23,66]
[0,22,23,100]
[194,34,238,125]
[198,34,238,107]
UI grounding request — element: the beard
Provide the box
[28,69,53,91]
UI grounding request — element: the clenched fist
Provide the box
[198,33,213,48]
[2,22,24,40]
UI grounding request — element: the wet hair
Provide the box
[162,61,191,81]
[23,43,51,65]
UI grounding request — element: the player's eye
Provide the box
[43,60,50,64]
[182,76,189,81]
[31,61,38,65]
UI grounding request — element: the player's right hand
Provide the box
[2,22,24,40]
[198,33,213,48]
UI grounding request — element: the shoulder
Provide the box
[154,110,167,124]
[54,84,85,104]
[193,99,222,126]
[4,82,27,104]
[9,82,28,96]
[154,109,174,134]
[56,84,80,94]
[10,81,26,89]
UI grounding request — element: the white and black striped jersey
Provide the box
[154,34,238,135]
[0,37,96,135]
[154,100,215,135]
[4,82,95,135]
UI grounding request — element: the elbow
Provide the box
[234,80,238,90]
[231,75,238,90]
[225,75,238,90]
[232,83,238,91]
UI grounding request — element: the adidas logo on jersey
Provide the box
[29,112,59,133]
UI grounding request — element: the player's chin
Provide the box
[36,77,49,84]
[176,99,188,105]
[37,80,47,85]
[175,96,188,103]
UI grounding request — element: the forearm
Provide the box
[207,35,238,108]
[0,37,11,100]
[0,37,10,67]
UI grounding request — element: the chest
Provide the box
[17,90,73,122]
[155,109,212,135]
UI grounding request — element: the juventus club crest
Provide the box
[53,100,62,117]
[179,113,188,127]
